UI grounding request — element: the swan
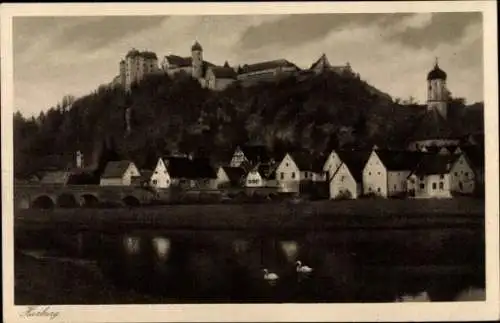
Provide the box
[263,269,279,281]
[296,260,313,273]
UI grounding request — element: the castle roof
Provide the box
[309,53,331,70]
[208,66,237,79]
[427,61,447,81]
[126,49,158,60]
[239,59,299,74]
[164,55,215,69]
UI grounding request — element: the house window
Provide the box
[368,172,371,175]
[377,172,381,175]
[341,176,345,182]
[439,182,444,190]
[394,185,397,190]
[291,172,296,179]
[419,176,424,181]
[439,175,444,179]
[286,163,289,167]
[280,172,284,180]
[304,172,308,178]
[377,188,381,193]
[432,183,437,190]
[465,172,469,177]
[152,180,158,185]
[420,183,425,189]
[454,172,458,176]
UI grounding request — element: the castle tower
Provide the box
[427,58,448,119]
[191,41,204,79]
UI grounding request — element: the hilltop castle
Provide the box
[111,41,354,91]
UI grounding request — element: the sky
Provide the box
[13,12,483,117]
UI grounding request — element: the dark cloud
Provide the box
[386,12,482,49]
[14,16,168,53]
[237,13,413,50]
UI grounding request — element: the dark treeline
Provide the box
[13,70,484,178]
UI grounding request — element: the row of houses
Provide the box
[80,142,482,200]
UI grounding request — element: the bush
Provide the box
[334,190,353,200]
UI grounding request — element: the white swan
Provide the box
[296,260,313,273]
[263,269,279,281]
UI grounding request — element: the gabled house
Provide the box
[274,151,325,193]
[461,145,484,192]
[149,157,171,189]
[164,156,217,189]
[329,150,371,199]
[100,160,141,186]
[243,163,278,188]
[362,149,426,197]
[216,166,246,188]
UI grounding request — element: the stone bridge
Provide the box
[14,184,157,209]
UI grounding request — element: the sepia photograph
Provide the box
[2,1,499,322]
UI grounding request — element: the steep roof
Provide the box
[334,150,371,182]
[40,171,71,185]
[164,55,215,68]
[208,66,237,79]
[101,160,135,179]
[239,145,273,164]
[461,145,484,169]
[239,59,298,74]
[309,53,331,70]
[163,157,217,179]
[289,151,324,172]
[410,109,457,142]
[221,166,246,184]
[376,150,428,171]
[126,49,158,60]
[411,154,460,176]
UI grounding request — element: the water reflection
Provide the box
[91,229,485,303]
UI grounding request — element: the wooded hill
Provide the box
[13,70,484,178]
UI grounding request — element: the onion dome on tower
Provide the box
[191,41,203,51]
[427,58,447,81]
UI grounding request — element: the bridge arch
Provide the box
[79,194,99,208]
[123,195,141,207]
[31,195,55,209]
[57,193,79,208]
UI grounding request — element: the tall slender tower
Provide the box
[191,41,204,79]
[427,58,448,119]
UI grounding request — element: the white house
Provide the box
[362,150,424,197]
[100,160,141,186]
[244,166,265,188]
[449,153,475,194]
[323,150,343,181]
[406,153,475,198]
[150,157,171,189]
[274,153,301,192]
[329,151,371,199]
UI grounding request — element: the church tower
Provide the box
[191,41,204,79]
[427,58,449,119]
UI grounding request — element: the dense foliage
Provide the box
[13,70,484,178]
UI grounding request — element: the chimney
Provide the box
[76,150,84,168]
